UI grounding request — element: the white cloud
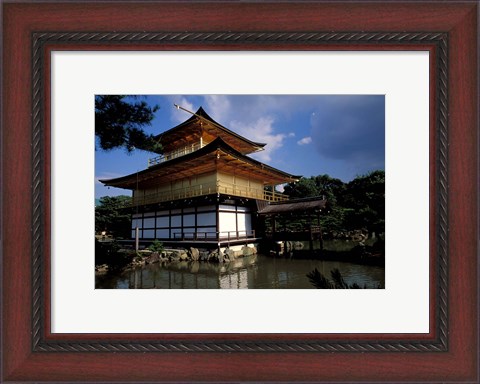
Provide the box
[297,136,312,146]
[204,95,231,124]
[167,96,195,123]
[230,117,286,162]
[176,95,290,163]
[164,95,317,164]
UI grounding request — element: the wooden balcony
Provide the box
[172,229,256,241]
[131,180,289,207]
[148,142,206,167]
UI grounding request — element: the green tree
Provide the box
[342,170,385,233]
[284,174,345,202]
[95,95,162,153]
[95,195,132,239]
[282,172,384,234]
[283,175,347,231]
[283,177,319,198]
[312,175,345,205]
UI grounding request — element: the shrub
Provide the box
[148,240,164,253]
[307,268,371,289]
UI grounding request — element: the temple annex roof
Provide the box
[257,196,328,215]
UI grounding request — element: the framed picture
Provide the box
[93,94,386,292]
[2,1,478,382]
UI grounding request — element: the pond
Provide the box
[95,253,385,289]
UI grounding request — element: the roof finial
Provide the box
[173,103,195,116]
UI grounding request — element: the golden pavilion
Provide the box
[101,107,301,248]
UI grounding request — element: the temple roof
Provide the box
[100,137,301,190]
[257,196,328,215]
[155,107,266,155]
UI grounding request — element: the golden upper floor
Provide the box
[153,107,265,156]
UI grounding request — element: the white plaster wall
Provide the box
[237,213,252,232]
[219,211,237,233]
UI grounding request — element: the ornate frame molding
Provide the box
[31,31,448,353]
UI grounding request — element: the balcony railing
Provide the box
[131,180,289,207]
[215,180,288,202]
[172,230,256,241]
[148,142,206,167]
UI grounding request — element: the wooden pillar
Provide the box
[135,227,139,252]
[215,201,220,241]
[309,213,314,252]
[309,228,314,253]
[271,215,278,256]
[317,212,323,251]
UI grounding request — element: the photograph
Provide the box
[95,95,385,289]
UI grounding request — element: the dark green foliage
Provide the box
[306,268,334,289]
[283,177,319,199]
[342,170,385,234]
[319,206,349,232]
[148,240,164,253]
[306,268,370,289]
[95,240,131,270]
[283,171,385,234]
[95,195,132,239]
[330,268,349,288]
[284,174,345,202]
[95,95,162,153]
[312,174,346,206]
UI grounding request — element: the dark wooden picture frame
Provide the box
[2,1,478,382]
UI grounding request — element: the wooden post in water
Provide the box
[317,211,323,251]
[309,228,314,253]
[135,226,139,252]
[309,213,314,252]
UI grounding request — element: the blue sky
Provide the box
[95,95,385,198]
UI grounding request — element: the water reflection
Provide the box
[96,254,385,289]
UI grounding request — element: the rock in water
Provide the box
[146,252,160,264]
[294,241,304,250]
[207,251,219,262]
[242,245,254,256]
[159,252,168,262]
[199,251,209,261]
[224,248,234,260]
[189,247,200,261]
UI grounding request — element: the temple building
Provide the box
[100,107,301,249]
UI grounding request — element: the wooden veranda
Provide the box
[257,196,328,252]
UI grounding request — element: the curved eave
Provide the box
[100,137,300,189]
[154,107,266,151]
